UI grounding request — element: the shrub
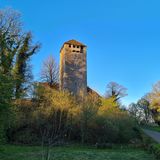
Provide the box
[8,89,142,146]
[94,100,140,144]
[141,131,160,160]
[12,129,39,144]
[149,144,160,160]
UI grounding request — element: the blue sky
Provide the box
[1,0,160,106]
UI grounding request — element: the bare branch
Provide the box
[40,55,59,86]
[105,82,127,102]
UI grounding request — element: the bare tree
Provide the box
[0,8,22,74]
[0,8,21,41]
[40,55,59,87]
[105,82,127,102]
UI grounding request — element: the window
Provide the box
[69,44,71,48]
[73,45,75,48]
[80,46,84,52]
[77,46,79,48]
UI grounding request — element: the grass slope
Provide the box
[0,145,155,160]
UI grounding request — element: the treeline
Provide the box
[0,8,40,143]
[129,81,160,126]
[8,82,140,147]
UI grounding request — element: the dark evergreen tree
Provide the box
[13,32,39,98]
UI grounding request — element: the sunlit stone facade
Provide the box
[60,40,87,95]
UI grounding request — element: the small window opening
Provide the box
[80,46,84,52]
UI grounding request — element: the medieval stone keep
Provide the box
[60,40,87,95]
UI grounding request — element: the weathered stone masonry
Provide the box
[60,40,87,95]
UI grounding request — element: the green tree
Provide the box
[137,98,152,124]
[129,97,153,125]
[13,32,39,98]
[148,81,160,125]
[0,8,19,142]
[79,93,100,144]
[0,73,14,142]
[0,8,40,98]
[97,97,137,143]
[0,8,39,142]
[128,103,141,123]
[0,8,21,74]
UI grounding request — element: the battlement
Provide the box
[60,39,86,53]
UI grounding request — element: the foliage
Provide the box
[9,83,141,147]
[0,8,40,98]
[10,84,77,159]
[0,73,14,143]
[94,97,139,143]
[148,81,160,125]
[141,131,160,160]
[149,144,160,160]
[0,8,39,142]
[0,8,21,74]
[78,93,100,144]
[11,85,75,138]
[13,32,39,98]
[128,98,153,125]
[0,74,14,107]
[32,84,76,142]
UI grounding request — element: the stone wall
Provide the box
[60,42,87,95]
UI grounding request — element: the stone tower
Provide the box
[60,40,87,95]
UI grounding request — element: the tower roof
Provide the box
[64,39,86,47]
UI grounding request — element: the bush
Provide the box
[148,144,160,160]
[8,89,142,146]
[141,131,160,160]
[11,129,39,145]
[141,133,155,149]
[93,102,140,144]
